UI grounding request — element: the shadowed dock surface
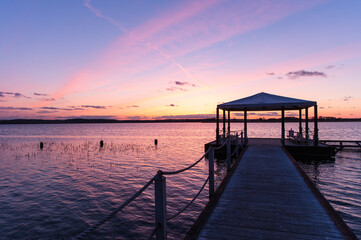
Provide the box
[197,139,344,239]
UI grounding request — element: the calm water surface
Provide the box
[0,122,360,239]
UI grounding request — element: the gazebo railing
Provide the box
[218,129,245,141]
[286,128,315,144]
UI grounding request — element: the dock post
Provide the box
[227,110,231,137]
[281,107,285,145]
[305,108,309,140]
[208,147,214,199]
[227,137,231,171]
[314,105,319,147]
[244,108,247,145]
[241,131,244,148]
[155,171,167,240]
[216,108,220,145]
[299,109,302,138]
[236,133,239,157]
[223,109,226,139]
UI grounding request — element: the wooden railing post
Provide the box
[155,171,167,240]
[208,147,214,199]
[241,130,244,148]
[314,105,318,147]
[227,137,231,171]
[216,108,220,145]
[236,133,239,157]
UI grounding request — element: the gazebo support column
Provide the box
[223,109,226,138]
[227,110,231,136]
[281,107,285,145]
[305,108,309,140]
[314,105,319,147]
[299,109,302,138]
[216,108,220,144]
[244,108,247,143]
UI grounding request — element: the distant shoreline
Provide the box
[1,118,361,124]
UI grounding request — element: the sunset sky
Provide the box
[1,0,361,120]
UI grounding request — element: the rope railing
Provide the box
[214,139,228,150]
[73,173,158,240]
[162,148,211,175]
[147,224,160,240]
[73,134,243,240]
[231,147,238,157]
[167,176,209,221]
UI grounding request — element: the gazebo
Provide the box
[216,92,319,147]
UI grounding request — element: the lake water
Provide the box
[0,122,360,239]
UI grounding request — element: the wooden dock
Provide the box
[205,137,337,160]
[320,140,361,152]
[192,139,354,239]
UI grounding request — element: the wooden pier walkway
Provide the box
[196,139,347,239]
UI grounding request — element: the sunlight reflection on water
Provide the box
[0,122,360,239]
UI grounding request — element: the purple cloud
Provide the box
[343,96,353,101]
[68,106,85,110]
[41,106,86,111]
[174,81,196,87]
[166,104,178,107]
[287,70,327,79]
[37,110,58,114]
[34,92,48,96]
[81,105,106,109]
[41,107,59,110]
[0,92,30,98]
[41,98,56,101]
[166,81,196,91]
[0,106,32,110]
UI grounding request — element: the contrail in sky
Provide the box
[84,0,128,33]
[83,0,204,86]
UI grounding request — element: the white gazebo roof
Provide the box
[217,92,316,111]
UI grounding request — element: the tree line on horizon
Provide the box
[0,116,360,124]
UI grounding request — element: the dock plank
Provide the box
[196,141,344,239]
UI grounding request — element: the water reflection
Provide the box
[1,122,360,239]
[0,123,216,239]
[297,150,361,238]
[297,158,335,183]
